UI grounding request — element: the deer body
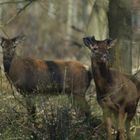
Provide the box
[1,36,91,104]
[92,62,138,140]
[7,57,90,95]
[0,36,91,139]
[0,36,91,95]
[92,63,137,111]
[83,36,139,140]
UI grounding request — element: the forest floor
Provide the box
[0,74,140,140]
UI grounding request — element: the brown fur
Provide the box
[125,73,140,99]
[83,36,139,140]
[9,57,91,95]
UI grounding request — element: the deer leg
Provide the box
[25,95,37,139]
[25,96,36,122]
[117,110,127,140]
[125,119,131,140]
[103,110,113,140]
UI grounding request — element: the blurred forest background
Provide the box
[0,0,140,140]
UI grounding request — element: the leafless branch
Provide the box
[0,27,10,38]
[0,0,28,5]
[71,25,85,34]
[70,41,82,48]
[38,0,57,17]
[5,0,33,25]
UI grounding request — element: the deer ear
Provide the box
[83,37,90,46]
[12,35,26,44]
[83,36,95,47]
[83,36,96,50]
[0,36,4,47]
[107,39,117,49]
[91,36,95,41]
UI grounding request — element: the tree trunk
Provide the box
[132,0,140,73]
[86,0,109,40]
[0,0,4,25]
[67,0,73,39]
[108,0,132,74]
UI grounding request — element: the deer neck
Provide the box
[3,53,15,74]
[91,57,113,97]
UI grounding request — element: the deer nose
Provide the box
[101,54,108,62]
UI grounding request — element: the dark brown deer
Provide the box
[83,36,139,140]
[0,36,92,131]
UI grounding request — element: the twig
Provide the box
[71,25,85,34]
[0,0,28,5]
[5,0,33,26]
[0,26,10,38]
[38,0,57,17]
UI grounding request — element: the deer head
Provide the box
[83,36,116,64]
[0,35,25,58]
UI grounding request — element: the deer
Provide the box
[83,36,139,140]
[0,35,92,138]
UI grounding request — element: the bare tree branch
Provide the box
[38,1,57,17]
[0,26,10,38]
[5,0,34,25]
[71,25,85,34]
[0,0,28,5]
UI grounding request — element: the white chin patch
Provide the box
[101,57,107,62]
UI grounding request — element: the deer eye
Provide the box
[93,48,99,53]
[12,43,17,48]
[93,48,97,50]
